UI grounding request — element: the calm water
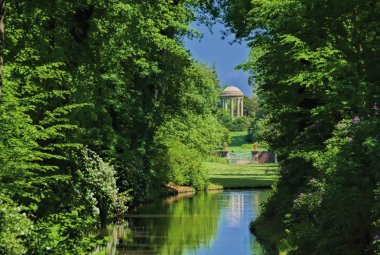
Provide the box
[104,190,271,255]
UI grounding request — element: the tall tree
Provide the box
[2,1,228,254]
[0,0,4,97]
[209,0,380,254]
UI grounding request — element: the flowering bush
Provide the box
[73,147,127,222]
[284,114,380,254]
[0,196,31,255]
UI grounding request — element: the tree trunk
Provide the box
[0,0,5,98]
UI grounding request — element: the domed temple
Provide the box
[220,86,244,117]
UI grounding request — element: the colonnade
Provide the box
[221,97,244,117]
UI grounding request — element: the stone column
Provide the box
[241,98,244,116]
[237,98,240,116]
[230,98,234,117]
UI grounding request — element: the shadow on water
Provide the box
[99,189,271,255]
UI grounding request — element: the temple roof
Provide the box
[221,86,244,97]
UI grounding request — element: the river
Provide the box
[102,189,271,255]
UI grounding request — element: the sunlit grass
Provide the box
[228,131,252,153]
[228,131,268,153]
[204,162,279,189]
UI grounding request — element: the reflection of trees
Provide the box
[96,220,131,255]
[251,190,272,255]
[159,192,222,254]
[251,239,265,255]
[253,190,272,215]
[103,190,271,255]
[109,191,221,255]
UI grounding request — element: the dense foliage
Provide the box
[6,0,379,253]
[210,0,380,254]
[217,111,251,132]
[0,1,226,254]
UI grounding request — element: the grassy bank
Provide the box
[204,162,278,189]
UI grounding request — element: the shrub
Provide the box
[26,208,103,255]
[71,147,126,223]
[0,196,31,255]
[217,110,251,131]
[154,140,208,190]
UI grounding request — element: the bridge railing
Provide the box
[227,151,278,164]
[228,152,253,164]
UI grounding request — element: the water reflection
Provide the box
[103,190,271,255]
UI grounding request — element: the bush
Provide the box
[154,140,208,190]
[0,196,31,255]
[281,117,380,254]
[229,116,251,131]
[26,208,103,255]
[217,110,251,131]
[70,147,128,223]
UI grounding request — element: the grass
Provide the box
[203,130,277,189]
[228,131,268,153]
[204,162,278,189]
[228,131,252,153]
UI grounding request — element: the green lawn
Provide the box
[228,131,252,153]
[228,131,267,153]
[204,162,278,189]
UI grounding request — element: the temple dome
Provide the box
[221,86,244,97]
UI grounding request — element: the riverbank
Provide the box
[163,183,195,194]
[204,162,278,189]
[250,216,287,255]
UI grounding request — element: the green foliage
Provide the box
[246,91,270,144]
[150,61,227,191]
[217,111,251,131]
[153,111,227,191]
[248,115,277,145]
[212,0,380,253]
[178,62,221,115]
[243,96,261,118]
[26,208,102,255]
[70,147,123,223]
[0,72,40,184]
[1,0,227,253]
[154,139,208,190]
[0,196,31,255]
[156,113,228,154]
[227,131,271,152]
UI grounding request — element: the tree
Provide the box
[1,1,229,253]
[209,0,380,253]
[0,0,4,97]
[152,62,228,190]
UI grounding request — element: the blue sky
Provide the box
[184,23,252,97]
